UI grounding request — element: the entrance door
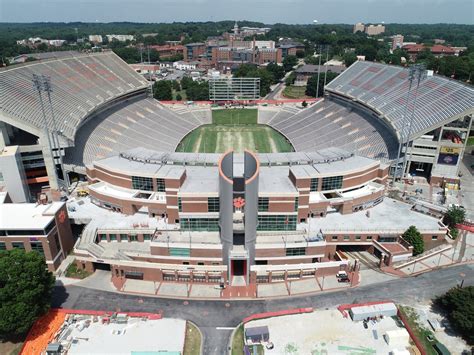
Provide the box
[231,259,247,277]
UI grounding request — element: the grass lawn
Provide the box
[183,321,201,355]
[172,89,187,101]
[65,263,92,279]
[398,306,444,355]
[467,136,474,146]
[212,108,258,125]
[282,85,309,99]
[176,124,294,153]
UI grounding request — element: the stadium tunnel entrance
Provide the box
[93,261,111,271]
[408,161,433,181]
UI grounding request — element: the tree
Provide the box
[305,71,339,98]
[435,286,474,345]
[175,93,182,101]
[172,80,181,91]
[184,80,209,101]
[443,206,466,227]
[266,62,285,82]
[112,47,141,63]
[0,249,55,337]
[443,206,465,239]
[285,72,296,86]
[153,80,173,100]
[283,55,298,72]
[402,225,424,256]
[343,52,358,66]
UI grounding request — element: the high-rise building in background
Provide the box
[353,23,365,33]
[392,34,404,50]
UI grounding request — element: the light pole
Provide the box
[394,64,426,181]
[400,64,426,180]
[33,74,59,190]
[42,76,69,189]
[315,45,322,98]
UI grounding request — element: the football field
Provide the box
[176,109,294,153]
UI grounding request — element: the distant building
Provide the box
[16,37,48,47]
[173,60,198,71]
[278,43,305,58]
[294,64,345,86]
[353,23,365,33]
[434,38,446,44]
[48,39,66,47]
[392,35,404,50]
[183,43,207,61]
[106,34,135,42]
[365,24,385,36]
[430,44,456,57]
[149,44,185,59]
[240,26,271,36]
[403,44,457,60]
[211,46,282,66]
[88,35,103,44]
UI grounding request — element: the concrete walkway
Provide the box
[66,266,400,300]
[396,232,473,275]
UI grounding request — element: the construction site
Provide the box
[242,302,415,355]
[19,310,187,355]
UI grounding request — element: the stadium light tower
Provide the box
[32,74,69,190]
[401,64,426,180]
[394,64,426,181]
[32,74,59,190]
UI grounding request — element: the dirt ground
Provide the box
[409,301,470,354]
[0,337,24,355]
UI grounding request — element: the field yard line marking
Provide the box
[236,128,243,153]
[194,129,203,153]
[267,127,278,153]
[215,128,223,153]
[247,129,255,153]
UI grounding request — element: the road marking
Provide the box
[215,327,234,330]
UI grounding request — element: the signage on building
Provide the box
[439,146,461,154]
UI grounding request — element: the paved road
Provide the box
[52,264,473,354]
[266,81,285,100]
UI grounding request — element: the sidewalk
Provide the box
[112,272,366,300]
[67,266,403,300]
[395,232,473,275]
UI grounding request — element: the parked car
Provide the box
[336,271,350,283]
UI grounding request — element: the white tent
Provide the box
[385,328,410,345]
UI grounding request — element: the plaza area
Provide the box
[244,308,413,354]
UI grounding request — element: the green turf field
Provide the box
[212,108,258,125]
[176,109,294,153]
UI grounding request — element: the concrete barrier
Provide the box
[242,307,313,324]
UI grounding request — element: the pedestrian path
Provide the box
[395,232,473,275]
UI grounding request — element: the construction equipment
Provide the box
[77,189,89,197]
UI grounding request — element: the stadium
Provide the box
[0,51,472,291]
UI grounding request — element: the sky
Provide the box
[0,0,473,24]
